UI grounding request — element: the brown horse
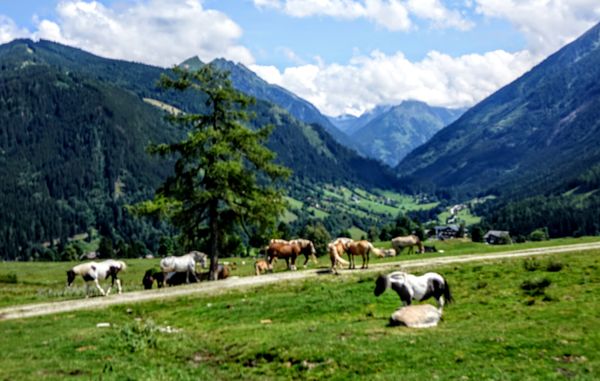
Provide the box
[345,240,374,269]
[267,239,317,271]
[289,239,318,267]
[327,237,352,274]
[391,235,424,254]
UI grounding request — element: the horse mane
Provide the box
[106,260,127,271]
[70,262,97,276]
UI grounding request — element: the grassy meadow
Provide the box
[0,241,599,380]
[1,237,600,308]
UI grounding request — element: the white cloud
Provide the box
[0,15,30,44]
[31,0,254,67]
[251,49,535,116]
[254,0,471,31]
[475,0,600,56]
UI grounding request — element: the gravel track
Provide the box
[1,241,599,321]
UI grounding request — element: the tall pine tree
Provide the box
[136,64,290,279]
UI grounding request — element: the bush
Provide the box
[520,278,551,296]
[0,272,18,284]
[529,228,549,242]
[523,258,541,272]
[545,260,564,272]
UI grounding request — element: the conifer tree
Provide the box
[136,64,290,279]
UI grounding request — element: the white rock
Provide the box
[389,305,442,328]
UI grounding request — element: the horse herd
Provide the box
[260,234,426,275]
[65,234,434,300]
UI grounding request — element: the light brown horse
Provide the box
[391,235,424,255]
[266,239,317,271]
[327,237,352,274]
[345,240,374,269]
[254,259,271,275]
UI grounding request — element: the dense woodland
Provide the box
[0,39,399,261]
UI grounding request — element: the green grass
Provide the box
[1,249,599,380]
[2,237,600,307]
[348,226,367,240]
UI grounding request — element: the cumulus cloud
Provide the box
[251,49,534,116]
[254,0,471,31]
[0,15,30,44]
[475,0,600,56]
[31,0,253,67]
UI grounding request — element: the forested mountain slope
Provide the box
[0,39,399,259]
[350,101,463,166]
[396,22,600,199]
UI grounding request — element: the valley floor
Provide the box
[2,241,600,321]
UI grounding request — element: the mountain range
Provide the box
[396,21,600,200]
[329,101,464,166]
[0,39,397,258]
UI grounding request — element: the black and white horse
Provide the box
[374,271,453,309]
[67,260,127,297]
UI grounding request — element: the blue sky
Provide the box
[1,1,599,116]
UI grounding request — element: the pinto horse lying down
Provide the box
[374,271,453,310]
[67,260,127,297]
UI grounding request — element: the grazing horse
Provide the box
[289,239,318,267]
[345,240,373,269]
[327,237,352,274]
[254,259,271,275]
[374,271,453,309]
[391,235,424,255]
[160,251,207,285]
[67,260,127,297]
[266,239,317,271]
[266,241,300,271]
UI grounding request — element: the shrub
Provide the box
[523,258,541,272]
[529,228,549,242]
[0,272,18,284]
[520,278,551,296]
[545,260,564,272]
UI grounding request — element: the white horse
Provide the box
[374,271,453,309]
[160,251,207,284]
[66,259,127,297]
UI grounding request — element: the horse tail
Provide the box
[329,245,349,266]
[116,260,127,271]
[371,247,385,258]
[443,278,453,304]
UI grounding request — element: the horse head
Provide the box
[374,274,390,296]
[66,269,76,287]
[191,251,208,268]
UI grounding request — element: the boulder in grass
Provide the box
[389,304,442,328]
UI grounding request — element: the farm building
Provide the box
[484,230,512,245]
[434,225,461,240]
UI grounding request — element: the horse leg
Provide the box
[303,254,309,268]
[93,279,106,296]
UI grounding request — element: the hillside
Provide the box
[350,101,463,166]
[396,22,600,199]
[180,56,353,147]
[0,39,400,259]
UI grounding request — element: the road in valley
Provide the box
[1,241,599,321]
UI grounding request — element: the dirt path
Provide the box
[1,242,599,321]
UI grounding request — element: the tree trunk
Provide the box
[209,201,220,281]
